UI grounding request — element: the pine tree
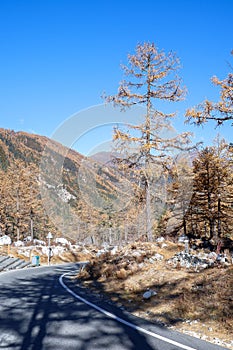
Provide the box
[186,51,233,126]
[186,141,233,243]
[105,42,190,241]
[166,153,194,237]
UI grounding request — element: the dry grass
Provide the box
[77,242,233,349]
[0,245,93,265]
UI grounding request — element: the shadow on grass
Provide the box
[76,264,233,331]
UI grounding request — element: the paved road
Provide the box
[0,263,229,350]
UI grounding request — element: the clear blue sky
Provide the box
[0,0,232,154]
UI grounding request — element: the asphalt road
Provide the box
[0,263,229,350]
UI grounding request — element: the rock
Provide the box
[0,235,12,245]
[33,239,46,246]
[220,256,226,263]
[14,240,25,247]
[178,235,188,243]
[96,249,106,257]
[52,246,65,255]
[161,243,167,248]
[143,290,157,299]
[201,335,207,340]
[110,246,118,255]
[148,254,164,264]
[132,251,142,258]
[152,253,164,260]
[55,237,70,246]
[24,236,32,242]
[138,262,144,269]
[200,263,209,269]
[208,252,217,260]
[167,251,216,270]
[156,237,165,243]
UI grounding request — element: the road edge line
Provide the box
[59,272,197,350]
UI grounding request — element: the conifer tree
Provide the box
[166,154,194,237]
[105,42,190,241]
[186,51,233,126]
[186,141,233,242]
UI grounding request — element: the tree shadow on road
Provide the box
[0,265,162,350]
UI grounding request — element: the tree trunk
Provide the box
[124,222,128,242]
[217,197,221,238]
[146,182,152,241]
[16,187,20,241]
[30,217,34,241]
[16,226,20,241]
[209,219,214,240]
[109,227,112,245]
[183,217,187,236]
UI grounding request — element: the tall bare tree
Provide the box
[105,42,190,241]
[186,51,233,126]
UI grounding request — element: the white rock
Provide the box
[96,249,106,257]
[110,246,118,255]
[178,235,188,243]
[0,235,11,245]
[55,237,70,245]
[143,290,157,299]
[132,251,141,258]
[14,240,24,247]
[24,236,32,242]
[153,253,164,260]
[156,237,165,242]
[21,250,30,257]
[33,239,46,246]
[57,186,76,203]
[208,252,217,260]
[200,263,209,269]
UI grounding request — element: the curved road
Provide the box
[0,263,229,350]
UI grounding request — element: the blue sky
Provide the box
[0,0,232,155]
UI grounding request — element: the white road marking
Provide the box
[59,272,197,350]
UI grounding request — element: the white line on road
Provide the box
[59,272,197,350]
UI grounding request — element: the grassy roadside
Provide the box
[76,242,233,349]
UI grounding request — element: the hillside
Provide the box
[0,128,81,241]
[0,128,135,244]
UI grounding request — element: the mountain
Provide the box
[90,151,117,165]
[0,128,132,244]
